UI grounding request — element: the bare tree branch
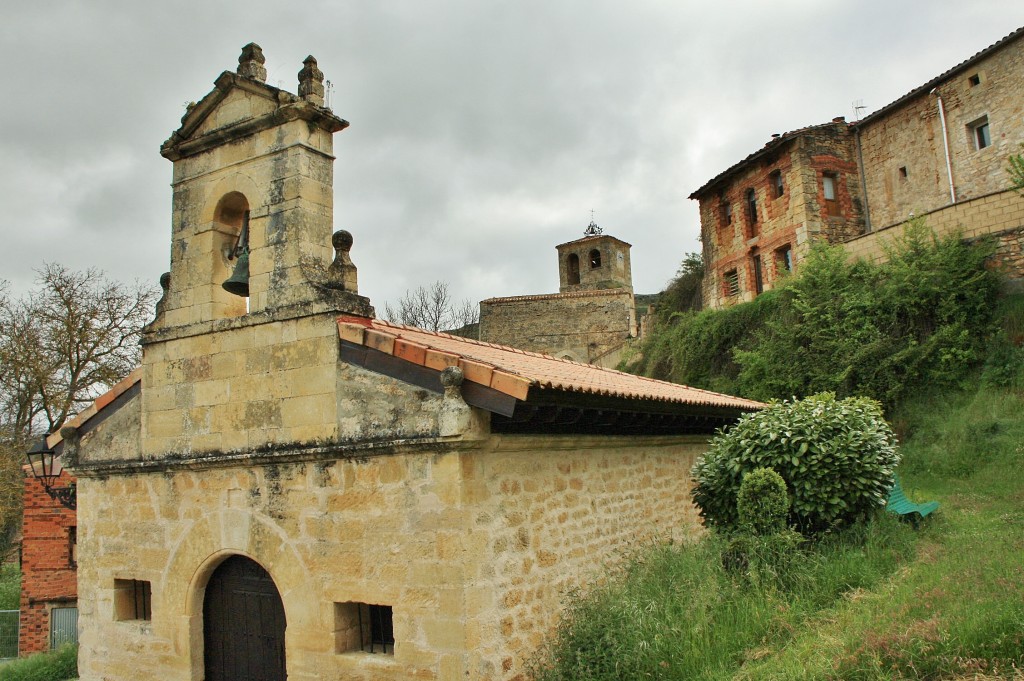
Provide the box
[383,281,479,335]
[0,265,157,543]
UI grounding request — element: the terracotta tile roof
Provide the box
[45,368,142,449]
[480,289,632,305]
[338,316,762,411]
[853,25,1024,128]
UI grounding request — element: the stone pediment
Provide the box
[161,66,348,161]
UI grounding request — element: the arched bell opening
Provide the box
[566,254,581,285]
[212,192,250,318]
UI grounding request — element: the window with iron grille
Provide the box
[335,602,395,655]
[68,526,77,568]
[723,269,740,298]
[114,579,151,621]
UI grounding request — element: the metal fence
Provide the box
[0,610,18,659]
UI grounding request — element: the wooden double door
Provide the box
[203,555,287,681]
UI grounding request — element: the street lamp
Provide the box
[25,439,76,510]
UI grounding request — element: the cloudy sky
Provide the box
[3,2,1024,313]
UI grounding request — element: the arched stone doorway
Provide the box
[203,555,287,681]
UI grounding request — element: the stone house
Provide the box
[690,119,863,309]
[695,25,1024,308]
[479,225,638,367]
[35,44,760,680]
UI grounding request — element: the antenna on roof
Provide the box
[852,99,867,122]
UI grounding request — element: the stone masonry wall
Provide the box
[479,290,636,366]
[843,187,1024,276]
[462,435,707,680]
[856,35,1024,229]
[699,123,862,309]
[75,434,708,681]
[76,449,477,681]
[137,313,445,460]
[19,472,77,655]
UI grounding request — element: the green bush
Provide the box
[626,221,1000,411]
[735,227,998,408]
[623,289,782,395]
[692,393,899,534]
[0,644,77,681]
[736,467,789,535]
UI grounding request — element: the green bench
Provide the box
[886,475,938,524]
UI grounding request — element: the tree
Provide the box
[383,281,479,335]
[1008,144,1024,194]
[657,252,704,314]
[0,265,157,550]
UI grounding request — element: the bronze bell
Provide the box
[222,250,250,297]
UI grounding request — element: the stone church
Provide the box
[479,224,638,368]
[43,45,760,680]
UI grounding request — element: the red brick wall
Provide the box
[19,471,77,655]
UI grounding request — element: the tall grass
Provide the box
[527,518,916,681]
[0,645,77,681]
[529,377,1024,680]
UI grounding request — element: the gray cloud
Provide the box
[3,0,1023,312]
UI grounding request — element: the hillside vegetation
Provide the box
[529,228,1024,680]
[624,221,998,411]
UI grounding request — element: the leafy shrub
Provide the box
[623,289,782,395]
[626,221,1000,411]
[981,293,1024,388]
[692,393,899,534]
[736,227,998,408]
[736,467,789,535]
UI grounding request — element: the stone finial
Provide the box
[153,271,171,319]
[237,43,267,82]
[298,55,325,106]
[439,367,472,437]
[440,366,465,393]
[326,230,358,292]
[59,425,81,468]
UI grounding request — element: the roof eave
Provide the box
[852,25,1024,129]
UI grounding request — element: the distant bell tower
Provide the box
[556,220,633,293]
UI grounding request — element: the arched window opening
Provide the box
[567,254,580,285]
[589,249,602,269]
